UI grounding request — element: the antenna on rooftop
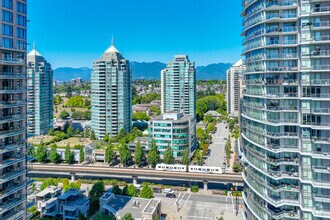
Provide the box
[111,34,114,46]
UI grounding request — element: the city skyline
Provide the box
[28,0,243,68]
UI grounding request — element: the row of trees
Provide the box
[103,138,190,167]
[132,92,160,105]
[32,143,83,164]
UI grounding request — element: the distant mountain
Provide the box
[53,62,232,81]
[196,63,232,80]
[53,67,92,82]
[130,61,166,79]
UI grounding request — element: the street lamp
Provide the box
[235,182,239,216]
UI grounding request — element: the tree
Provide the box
[134,140,143,166]
[48,128,54,136]
[117,128,127,142]
[163,144,174,164]
[112,185,121,195]
[233,162,242,173]
[84,98,91,107]
[75,128,81,135]
[140,185,153,199]
[64,145,74,164]
[103,133,110,142]
[79,147,84,163]
[67,125,74,137]
[122,185,138,197]
[89,181,105,215]
[36,144,47,163]
[119,143,131,167]
[59,110,70,119]
[90,130,96,140]
[49,144,60,163]
[182,149,190,165]
[63,180,81,192]
[93,212,115,220]
[63,121,70,133]
[122,213,134,220]
[78,213,87,220]
[147,139,159,167]
[66,96,84,107]
[132,112,150,121]
[105,144,114,164]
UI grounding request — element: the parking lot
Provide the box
[204,122,229,168]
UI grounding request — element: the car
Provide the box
[163,188,173,194]
[224,137,227,140]
[152,188,162,193]
[166,193,176,198]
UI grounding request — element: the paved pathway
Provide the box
[204,122,229,167]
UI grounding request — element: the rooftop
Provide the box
[36,186,61,197]
[152,112,194,122]
[27,49,42,57]
[58,189,81,200]
[102,193,160,219]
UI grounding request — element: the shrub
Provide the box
[191,185,199,193]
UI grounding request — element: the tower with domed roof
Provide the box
[91,39,132,139]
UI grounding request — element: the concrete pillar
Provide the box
[70,172,76,182]
[203,180,208,191]
[132,176,138,185]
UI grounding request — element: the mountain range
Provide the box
[53,62,232,81]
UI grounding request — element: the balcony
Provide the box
[0,58,25,65]
[312,165,330,173]
[265,66,298,72]
[0,197,25,215]
[0,101,26,109]
[1,210,25,220]
[0,72,27,79]
[0,169,25,184]
[0,115,26,123]
[266,0,298,8]
[0,141,25,153]
[266,39,297,46]
[265,26,297,34]
[0,155,25,169]
[265,53,298,59]
[311,5,330,13]
[266,131,298,138]
[302,120,330,128]
[0,86,27,94]
[0,128,26,138]
[0,183,25,200]
[265,79,298,85]
[268,169,299,179]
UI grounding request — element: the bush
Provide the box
[140,185,153,199]
[112,185,122,195]
[191,185,199,193]
[122,185,138,197]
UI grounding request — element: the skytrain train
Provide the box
[155,163,222,174]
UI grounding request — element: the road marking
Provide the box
[183,193,191,207]
[174,192,181,205]
[179,192,187,204]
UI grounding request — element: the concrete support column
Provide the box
[132,175,138,185]
[203,180,208,191]
[70,172,76,182]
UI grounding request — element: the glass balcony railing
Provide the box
[312,6,330,13]
[266,0,298,8]
[266,39,297,45]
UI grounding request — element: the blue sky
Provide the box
[28,0,243,68]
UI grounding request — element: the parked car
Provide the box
[166,193,176,198]
[152,187,162,193]
[163,188,174,194]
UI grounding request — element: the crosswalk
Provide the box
[173,192,191,209]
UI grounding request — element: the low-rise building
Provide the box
[148,112,196,160]
[100,192,161,220]
[127,137,149,152]
[37,188,89,220]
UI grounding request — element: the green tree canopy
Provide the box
[89,181,105,215]
[112,185,122,195]
[122,213,134,220]
[66,96,84,107]
[134,140,143,166]
[103,133,110,142]
[59,110,70,119]
[79,147,84,163]
[49,144,60,163]
[90,130,96,140]
[119,143,131,167]
[64,144,74,164]
[140,184,153,199]
[36,144,47,163]
[67,125,75,137]
[147,139,159,167]
[163,144,174,164]
[105,144,114,164]
[122,185,138,197]
[182,149,190,165]
[132,112,150,121]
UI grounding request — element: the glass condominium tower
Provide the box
[27,48,53,136]
[0,0,29,219]
[91,41,132,139]
[161,55,196,116]
[241,0,330,219]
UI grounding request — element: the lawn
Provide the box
[28,135,92,148]
[52,137,93,148]
[53,97,91,118]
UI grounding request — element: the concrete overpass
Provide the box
[28,164,244,190]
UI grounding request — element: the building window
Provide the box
[2,37,13,48]
[2,0,13,9]
[2,24,13,36]
[17,14,26,26]
[17,2,26,14]
[2,10,13,23]
[17,27,26,39]
[17,40,26,50]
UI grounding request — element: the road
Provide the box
[204,122,229,167]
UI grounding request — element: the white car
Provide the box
[163,188,174,194]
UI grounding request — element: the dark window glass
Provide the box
[2,0,13,9]
[2,24,13,36]
[17,27,26,39]
[2,37,13,48]
[17,14,26,26]
[17,2,26,14]
[2,10,13,23]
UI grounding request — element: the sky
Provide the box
[28,0,243,68]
